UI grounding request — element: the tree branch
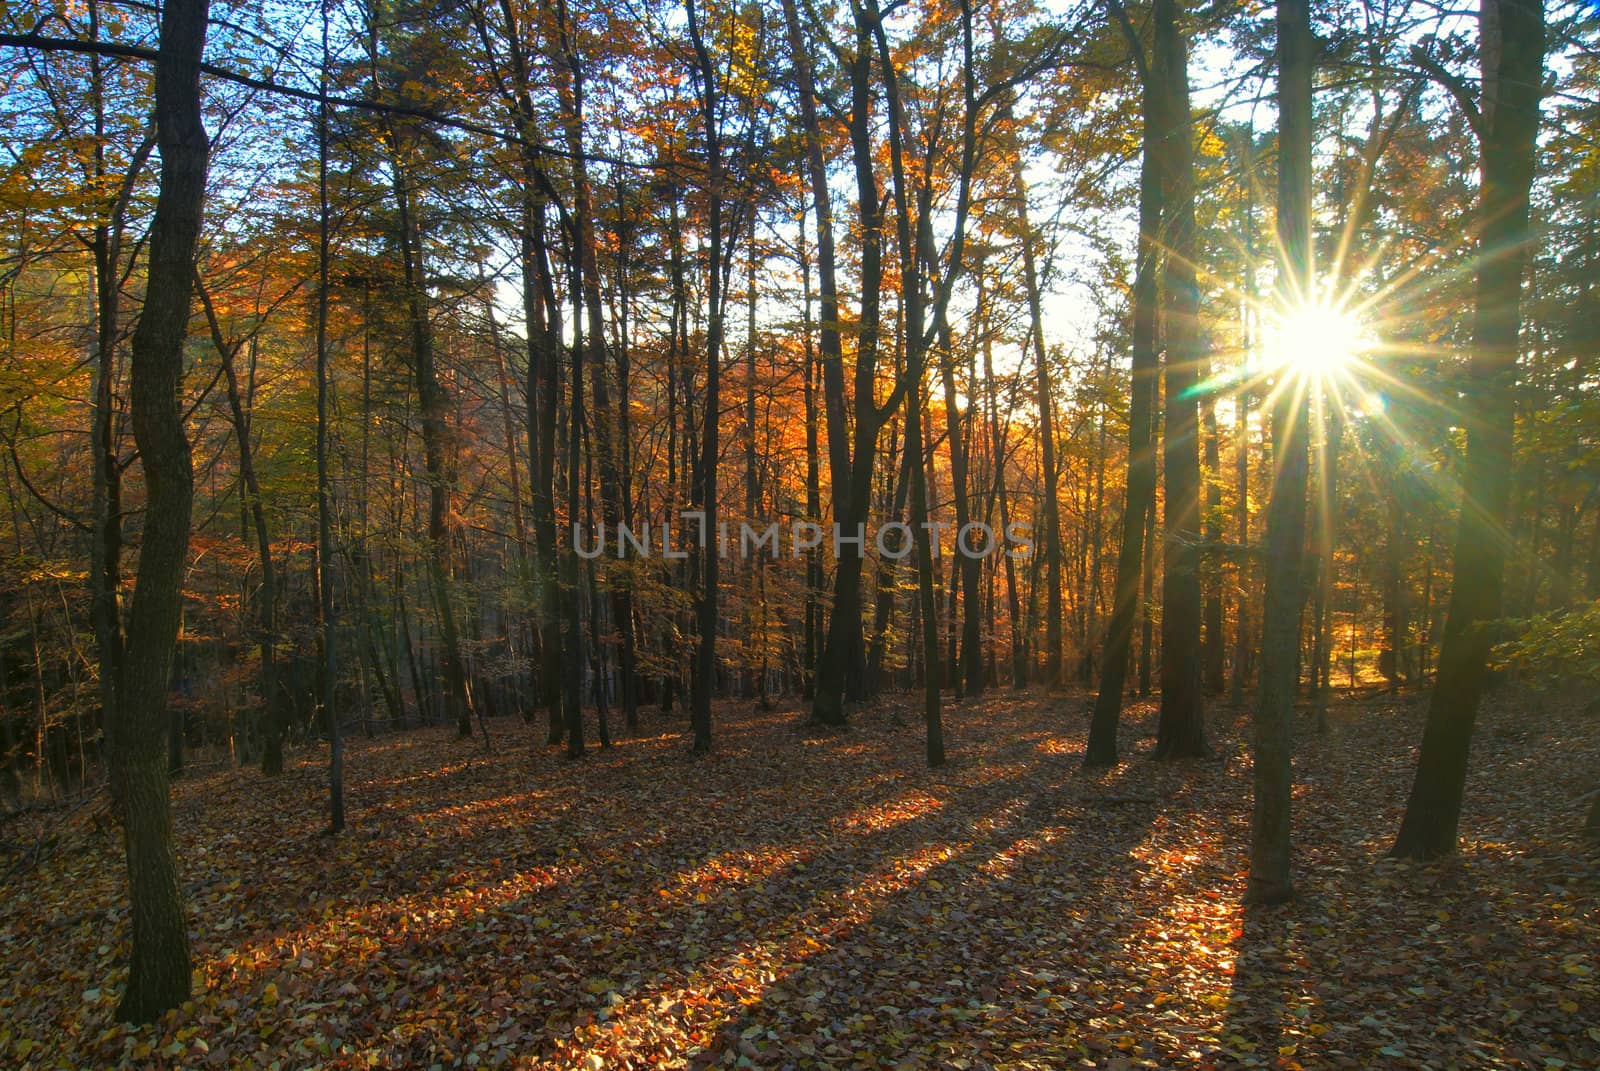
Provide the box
[1408,44,1483,139]
[0,30,653,172]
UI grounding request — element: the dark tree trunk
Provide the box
[938,336,983,698]
[1231,383,1252,707]
[1022,196,1062,689]
[1393,0,1543,860]
[480,0,564,742]
[781,0,863,694]
[867,425,914,689]
[1311,408,1342,731]
[1249,0,1315,905]
[1202,397,1225,694]
[527,200,565,746]
[110,0,208,1023]
[611,179,641,727]
[316,1,342,831]
[562,267,586,759]
[872,0,979,730]
[1138,483,1156,697]
[799,213,822,699]
[555,29,633,734]
[1151,0,1208,760]
[981,283,1027,688]
[1087,11,1162,766]
[686,0,724,755]
[811,10,888,729]
[908,373,945,767]
[1082,351,1110,684]
[387,148,473,739]
[87,70,150,795]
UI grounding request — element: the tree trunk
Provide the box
[1021,192,1062,688]
[556,31,634,736]
[110,0,208,1022]
[1231,379,1252,707]
[199,293,283,776]
[981,283,1027,688]
[1151,0,1208,760]
[686,0,724,755]
[1248,0,1315,905]
[867,424,914,688]
[386,146,473,739]
[908,372,945,766]
[85,0,157,799]
[1393,0,1543,859]
[526,199,565,745]
[811,10,889,728]
[562,245,587,759]
[1202,396,1225,693]
[1087,11,1162,766]
[938,340,983,698]
[1082,352,1110,684]
[1312,407,1342,731]
[799,212,822,699]
[1138,477,1157,697]
[316,1,343,831]
[781,0,863,695]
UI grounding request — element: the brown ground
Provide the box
[2,688,1596,1069]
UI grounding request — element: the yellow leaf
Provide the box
[262,982,279,1008]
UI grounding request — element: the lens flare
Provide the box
[1271,303,1366,381]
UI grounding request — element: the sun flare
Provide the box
[1271,303,1367,380]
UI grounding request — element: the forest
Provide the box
[0,0,1596,1065]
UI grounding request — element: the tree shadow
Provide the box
[1216,898,1295,1066]
[689,728,1204,1067]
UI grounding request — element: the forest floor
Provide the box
[1,688,1597,1070]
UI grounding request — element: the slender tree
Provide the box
[1393,0,1544,859]
[317,0,343,832]
[108,0,209,1023]
[1151,0,1208,760]
[1248,0,1314,905]
[1087,0,1161,766]
[685,0,726,754]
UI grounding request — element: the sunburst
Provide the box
[1268,301,1368,385]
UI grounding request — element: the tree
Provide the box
[684,0,729,755]
[1248,0,1314,906]
[316,0,343,831]
[1087,0,1164,767]
[197,277,292,775]
[108,0,209,1023]
[808,0,895,728]
[1392,0,1545,859]
[1149,0,1207,760]
[364,0,478,742]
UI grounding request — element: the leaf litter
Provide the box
[0,689,1595,1069]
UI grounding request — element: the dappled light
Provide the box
[4,697,1596,1067]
